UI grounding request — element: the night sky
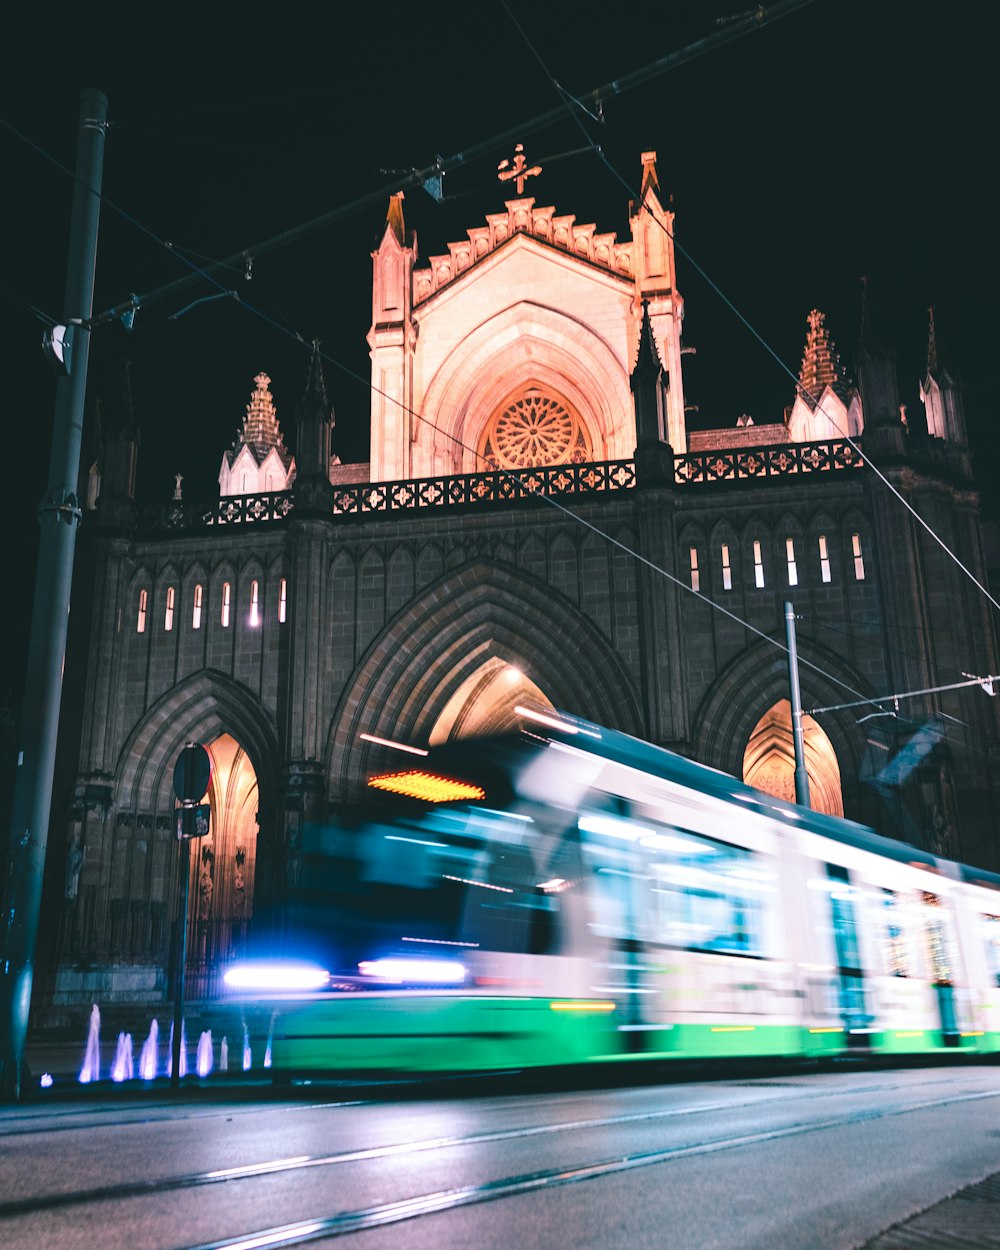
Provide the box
[1,0,994,707]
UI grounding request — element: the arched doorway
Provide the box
[187,733,259,991]
[742,699,844,817]
[429,659,555,744]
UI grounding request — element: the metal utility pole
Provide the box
[0,90,107,1101]
[784,602,812,809]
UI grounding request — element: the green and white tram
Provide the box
[226,710,1000,1074]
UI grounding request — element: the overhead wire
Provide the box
[498,0,1000,619]
[8,5,990,750]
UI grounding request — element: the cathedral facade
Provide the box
[44,153,1000,1011]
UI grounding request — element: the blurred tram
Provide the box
[228,710,1000,1075]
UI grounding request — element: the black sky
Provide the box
[1,0,996,703]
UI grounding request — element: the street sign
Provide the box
[175,803,211,841]
[173,743,210,803]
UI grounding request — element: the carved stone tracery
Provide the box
[480,390,591,469]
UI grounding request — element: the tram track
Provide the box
[172,1087,1000,1250]
[2,1082,997,1240]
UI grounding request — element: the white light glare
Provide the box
[359,732,428,756]
[358,958,466,983]
[579,813,652,841]
[223,962,330,991]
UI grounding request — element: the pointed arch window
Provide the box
[753,540,765,588]
[786,538,798,587]
[164,586,175,632]
[136,589,147,634]
[221,582,231,628]
[689,548,700,593]
[721,544,732,591]
[192,583,203,630]
[249,579,260,627]
[278,577,288,624]
[818,535,832,583]
[852,533,866,580]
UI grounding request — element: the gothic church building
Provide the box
[48,152,1000,1008]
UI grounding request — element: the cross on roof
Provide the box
[498,143,542,196]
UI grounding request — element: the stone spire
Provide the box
[95,360,140,528]
[295,341,337,487]
[926,304,939,374]
[920,306,968,448]
[219,372,294,496]
[797,310,849,409]
[855,279,904,453]
[630,302,673,486]
[237,372,288,463]
[385,192,406,246]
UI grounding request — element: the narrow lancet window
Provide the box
[192,584,203,630]
[164,586,175,632]
[786,538,798,587]
[221,581,231,628]
[753,540,765,588]
[818,535,832,583]
[278,577,288,624]
[249,579,260,627]
[721,544,732,591]
[852,533,866,580]
[689,548,700,592]
[137,589,147,634]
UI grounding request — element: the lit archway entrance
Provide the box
[429,659,555,744]
[187,733,259,990]
[742,699,844,817]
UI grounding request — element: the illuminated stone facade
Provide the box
[43,154,1000,1013]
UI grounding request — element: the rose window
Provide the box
[480,391,591,469]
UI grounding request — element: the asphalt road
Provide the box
[1,1064,998,1249]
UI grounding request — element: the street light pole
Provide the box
[0,90,107,1101]
[785,601,812,809]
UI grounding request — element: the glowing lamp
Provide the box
[223,962,329,991]
[367,771,485,803]
[359,958,466,984]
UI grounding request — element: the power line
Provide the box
[72,0,816,331]
[497,0,1000,623]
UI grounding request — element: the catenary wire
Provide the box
[8,11,984,740]
[5,88,958,728]
[500,2,1000,619]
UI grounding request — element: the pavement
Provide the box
[859,1170,1000,1248]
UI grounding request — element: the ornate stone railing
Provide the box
[331,458,635,515]
[137,441,867,533]
[674,439,865,483]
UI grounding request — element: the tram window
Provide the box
[880,889,910,976]
[921,892,956,985]
[826,864,863,973]
[982,915,1000,987]
[649,844,768,956]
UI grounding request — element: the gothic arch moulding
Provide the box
[419,302,633,475]
[114,669,280,817]
[690,635,874,819]
[325,560,644,800]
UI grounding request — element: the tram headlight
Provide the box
[358,957,466,984]
[222,961,330,992]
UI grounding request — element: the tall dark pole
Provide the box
[171,836,190,1090]
[0,90,107,1101]
[785,601,812,809]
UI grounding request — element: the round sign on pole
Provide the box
[173,743,211,803]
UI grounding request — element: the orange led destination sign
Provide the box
[367,770,486,803]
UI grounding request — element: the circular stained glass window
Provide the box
[480,391,591,469]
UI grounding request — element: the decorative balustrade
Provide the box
[137,441,866,533]
[331,458,635,515]
[674,439,865,483]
